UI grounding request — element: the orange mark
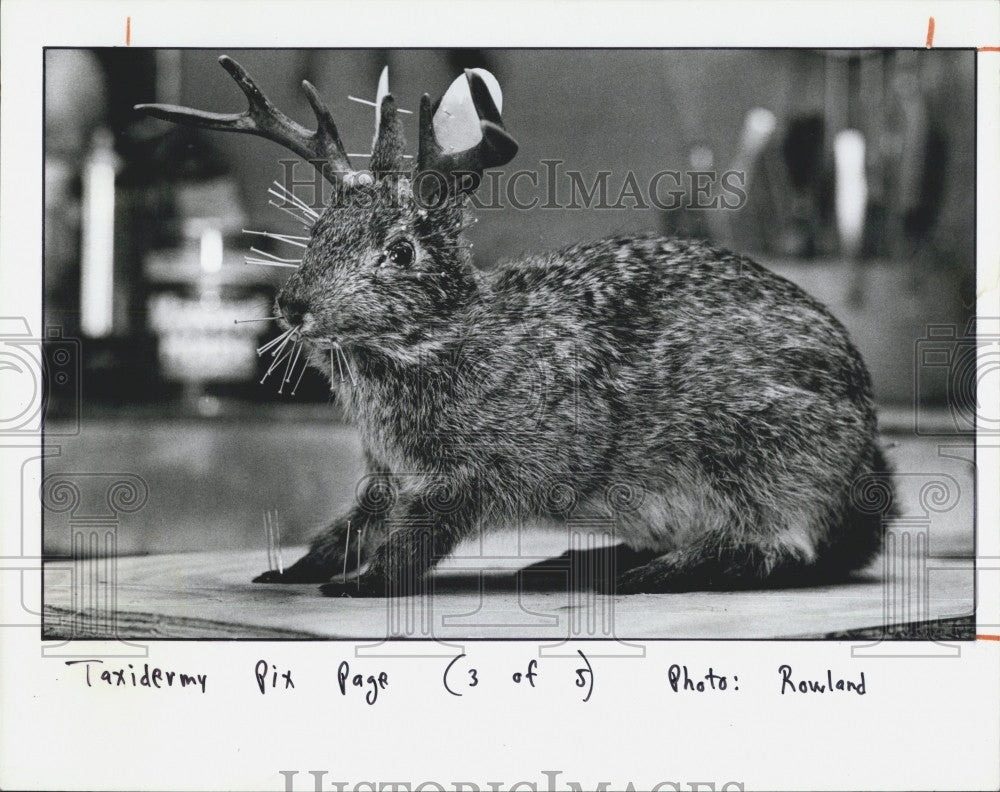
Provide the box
[126,16,131,46]
[925,16,935,48]
[979,46,1000,52]
[977,634,1000,641]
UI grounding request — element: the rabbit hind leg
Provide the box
[610,530,824,594]
[519,544,659,590]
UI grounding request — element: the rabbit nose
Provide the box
[277,295,309,327]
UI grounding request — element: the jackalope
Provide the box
[136,55,891,597]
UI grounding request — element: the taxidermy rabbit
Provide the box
[137,55,892,597]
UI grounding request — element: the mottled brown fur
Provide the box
[135,57,890,597]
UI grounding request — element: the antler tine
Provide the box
[417,71,518,201]
[300,78,352,168]
[135,55,352,183]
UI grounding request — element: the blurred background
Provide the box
[41,48,976,559]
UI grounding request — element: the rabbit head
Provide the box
[275,99,474,359]
[136,56,518,361]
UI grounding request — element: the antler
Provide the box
[416,70,518,204]
[135,56,353,184]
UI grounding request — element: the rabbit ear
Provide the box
[431,69,502,153]
[370,95,406,177]
[373,66,390,140]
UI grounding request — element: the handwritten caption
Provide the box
[64,656,869,702]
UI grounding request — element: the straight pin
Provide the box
[291,352,309,395]
[396,271,445,280]
[347,152,414,159]
[273,510,284,575]
[257,328,294,355]
[269,183,320,219]
[285,344,302,382]
[266,340,295,373]
[263,511,274,572]
[267,194,316,221]
[268,200,315,228]
[356,527,364,588]
[249,246,302,265]
[265,331,296,365]
[347,95,413,113]
[333,345,346,382]
[343,520,351,579]
[262,343,295,383]
[242,229,309,248]
[278,343,299,393]
[347,352,359,385]
[338,346,357,385]
[269,181,317,212]
[280,343,302,389]
[245,257,300,269]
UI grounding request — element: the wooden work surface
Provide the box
[41,416,976,641]
[42,534,974,640]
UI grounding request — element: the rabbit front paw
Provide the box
[253,516,373,584]
[319,573,393,598]
[253,552,338,584]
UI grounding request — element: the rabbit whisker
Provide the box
[234,317,279,324]
[242,229,309,248]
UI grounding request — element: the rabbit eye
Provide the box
[386,239,416,267]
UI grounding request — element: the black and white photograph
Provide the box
[39,45,977,640]
[2,2,998,792]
